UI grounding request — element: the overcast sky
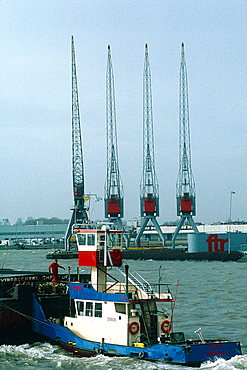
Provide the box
[1,1,246,225]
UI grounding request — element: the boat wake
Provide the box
[200,354,247,369]
[0,342,246,370]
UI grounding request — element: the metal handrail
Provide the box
[118,262,153,297]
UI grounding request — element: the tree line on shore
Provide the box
[14,217,69,226]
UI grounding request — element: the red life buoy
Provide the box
[129,321,140,335]
[161,320,172,333]
[112,249,121,260]
[110,249,122,265]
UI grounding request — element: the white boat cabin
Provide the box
[64,225,173,347]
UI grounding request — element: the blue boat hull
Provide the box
[33,296,241,366]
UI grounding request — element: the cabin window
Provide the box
[77,301,84,316]
[95,303,102,317]
[99,234,105,247]
[87,234,95,246]
[115,303,126,314]
[77,234,86,245]
[86,302,93,316]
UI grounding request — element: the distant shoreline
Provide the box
[0,243,63,251]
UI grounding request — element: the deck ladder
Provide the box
[117,261,154,298]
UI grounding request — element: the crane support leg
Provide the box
[135,217,149,247]
[187,215,200,234]
[64,210,76,251]
[172,217,185,250]
[112,217,124,231]
[151,217,165,246]
[135,216,165,248]
[172,215,199,249]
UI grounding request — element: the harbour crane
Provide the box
[104,45,124,232]
[135,44,165,247]
[172,43,199,249]
[65,36,88,250]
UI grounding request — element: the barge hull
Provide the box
[46,249,243,261]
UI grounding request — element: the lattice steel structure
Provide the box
[136,44,164,247]
[104,46,124,230]
[172,43,198,249]
[65,36,88,250]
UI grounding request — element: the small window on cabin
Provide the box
[87,234,95,246]
[77,234,86,245]
[99,234,105,247]
[115,303,126,314]
[95,303,102,317]
[86,302,93,316]
[77,301,84,316]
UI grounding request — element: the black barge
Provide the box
[46,248,244,261]
[0,269,89,344]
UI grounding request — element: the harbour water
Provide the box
[1,249,247,369]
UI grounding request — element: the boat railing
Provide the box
[96,281,172,301]
[117,261,166,299]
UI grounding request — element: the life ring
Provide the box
[129,321,140,335]
[161,320,172,333]
[139,351,145,359]
[112,249,121,261]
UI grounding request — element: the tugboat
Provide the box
[33,224,242,366]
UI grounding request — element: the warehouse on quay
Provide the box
[0,223,67,247]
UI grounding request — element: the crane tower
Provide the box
[65,36,88,250]
[104,45,124,231]
[172,43,199,249]
[135,44,165,247]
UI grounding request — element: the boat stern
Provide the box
[183,340,242,366]
[136,340,242,366]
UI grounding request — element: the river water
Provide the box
[1,249,247,369]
